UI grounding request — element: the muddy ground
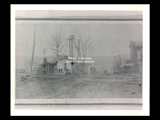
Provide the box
[16,73,142,99]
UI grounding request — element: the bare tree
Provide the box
[48,29,66,57]
[72,35,93,59]
[113,55,121,74]
[113,55,128,74]
[81,36,92,58]
[75,35,93,74]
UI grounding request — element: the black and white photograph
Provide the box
[11,5,150,116]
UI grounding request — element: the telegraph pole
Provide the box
[73,38,83,72]
[73,39,83,58]
[71,35,74,59]
[119,40,122,72]
[30,25,36,75]
[71,35,74,74]
[118,39,122,73]
[77,39,80,72]
[68,35,74,59]
[43,49,46,58]
[69,35,75,59]
[68,35,75,74]
[43,48,47,73]
[78,39,80,58]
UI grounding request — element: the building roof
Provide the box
[134,41,142,47]
[49,55,68,64]
[39,55,68,66]
[130,41,142,48]
[38,55,68,66]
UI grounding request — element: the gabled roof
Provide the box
[49,55,68,64]
[38,55,68,66]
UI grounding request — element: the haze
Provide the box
[15,10,142,57]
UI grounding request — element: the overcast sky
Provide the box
[15,10,142,57]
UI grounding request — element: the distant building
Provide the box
[90,67,96,74]
[121,41,142,73]
[71,58,93,75]
[35,55,72,74]
[130,41,142,63]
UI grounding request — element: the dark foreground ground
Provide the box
[16,73,142,99]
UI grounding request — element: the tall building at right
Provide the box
[129,41,142,73]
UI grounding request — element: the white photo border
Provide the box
[11,4,149,116]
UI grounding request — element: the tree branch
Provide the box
[48,29,65,57]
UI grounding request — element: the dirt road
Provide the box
[16,74,142,99]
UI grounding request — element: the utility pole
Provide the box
[43,48,47,73]
[76,39,83,71]
[78,39,80,58]
[71,35,74,74]
[73,38,84,73]
[68,35,74,59]
[73,39,83,58]
[76,39,80,72]
[30,25,36,75]
[118,39,122,73]
[43,49,46,58]
[68,35,75,74]
[71,35,74,60]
